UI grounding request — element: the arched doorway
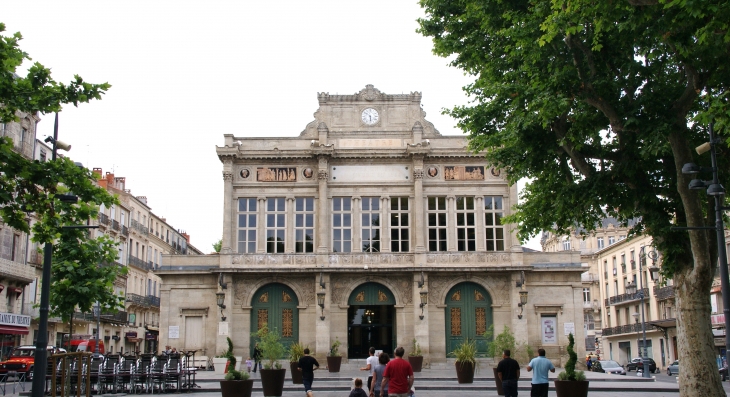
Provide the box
[250,283,299,352]
[445,282,493,356]
[347,282,396,359]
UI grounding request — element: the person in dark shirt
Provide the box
[253,343,262,373]
[349,378,369,397]
[496,349,521,397]
[297,348,320,397]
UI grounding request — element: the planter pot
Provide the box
[260,368,287,397]
[554,380,589,397]
[454,361,475,384]
[290,361,303,384]
[493,367,504,395]
[220,379,254,397]
[408,356,424,372]
[212,357,228,375]
[327,356,342,372]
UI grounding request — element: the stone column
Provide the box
[317,156,329,253]
[286,197,295,253]
[475,196,486,251]
[413,158,426,252]
[221,161,233,254]
[257,197,266,253]
[447,195,456,252]
[381,196,390,253]
[352,196,361,253]
[414,272,430,365]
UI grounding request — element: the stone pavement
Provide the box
[7,363,729,397]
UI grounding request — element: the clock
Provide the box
[361,108,379,125]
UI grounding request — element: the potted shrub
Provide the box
[485,325,532,396]
[220,368,253,397]
[213,337,235,375]
[255,325,287,397]
[408,338,424,372]
[288,342,306,384]
[554,333,589,397]
[327,338,343,372]
[451,338,477,383]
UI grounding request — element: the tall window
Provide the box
[484,196,504,251]
[608,236,616,245]
[361,197,380,252]
[597,237,604,249]
[427,197,447,251]
[455,197,476,251]
[266,198,286,253]
[390,197,409,252]
[584,313,595,330]
[237,198,257,253]
[583,288,591,302]
[295,198,314,253]
[563,238,571,251]
[332,197,352,252]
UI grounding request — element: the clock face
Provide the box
[361,108,379,125]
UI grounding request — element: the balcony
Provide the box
[130,220,148,236]
[111,220,121,232]
[0,257,35,282]
[147,295,160,307]
[581,273,599,283]
[603,288,649,306]
[126,293,150,307]
[28,250,42,266]
[99,213,110,226]
[121,225,129,237]
[654,285,675,301]
[602,323,657,336]
[72,310,128,325]
[128,255,151,270]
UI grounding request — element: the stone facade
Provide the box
[158,85,586,365]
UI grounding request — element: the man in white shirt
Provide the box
[360,347,377,392]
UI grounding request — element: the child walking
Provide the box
[246,357,253,373]
[349,378,368,397]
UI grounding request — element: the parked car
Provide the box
[626,357,659,373]
[597,360,627,375]
[667,360,679,376]
[0,345,66,380]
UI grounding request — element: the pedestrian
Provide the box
[370,352,390,397]
[297,347,320,397]
[350,378,369,397]
[527,349,555,397]
[496,349,521,397]
[253,343,262,373]
[586,355,592,370]
[246,356,253,373]
[361,347,377,392]
[381,347,414,397]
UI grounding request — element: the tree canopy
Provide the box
[418,1,730,395]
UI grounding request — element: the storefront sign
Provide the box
[712,314,725,325]
[169,326,179,339]
[564,322,575,336]
[0,312,31,327]
[541,316,557,344]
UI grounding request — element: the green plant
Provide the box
[224,368,250,381]
[254,325,285,369]
[409,338,422,356]
[450,338,477,370]
[224,336,236,370]
[556,333,584,381]
[328,338,341,357]
[288,342,306,363]
[484,325,533,364]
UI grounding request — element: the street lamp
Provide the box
[681,123,730,373]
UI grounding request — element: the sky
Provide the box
[4,0,542,252]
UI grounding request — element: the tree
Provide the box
[0,23,122,337]
[418,1,730,396]
[213,239,222,253]
[0,22,111,123]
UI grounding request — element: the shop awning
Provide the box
[0,325,30,335]
[647,318,676,329]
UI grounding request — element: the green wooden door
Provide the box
[250,283,299,354]
[445,282,493,356]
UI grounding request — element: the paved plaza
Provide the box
[6,363,729,397]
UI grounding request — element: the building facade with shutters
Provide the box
[158,85,586,365]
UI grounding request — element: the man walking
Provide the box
[381,347,414,397]
[297,348,320,397]
[527,349,555,397]
[496,349,521,397]
[252,343,262,373]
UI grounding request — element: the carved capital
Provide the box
[413,169,424,180]
[222,171,233,181]
[318,170,329,180]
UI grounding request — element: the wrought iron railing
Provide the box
[127,255,151,270]
[604,288,649,306]
[99,213,110,225]
[602,322,655,336]
[112,220,120,231]
[130,219,148,236]
[121,225,129,236]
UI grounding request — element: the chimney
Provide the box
[92,168,102,179]
[105,172,115,186]
[181,232,190,243]
[115,177,126,191]
[137,196,147,205]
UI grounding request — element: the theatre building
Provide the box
[158,85,585,365]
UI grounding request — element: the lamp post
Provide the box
[681,123,730,372]
[31,113,71,397]
[626,247,659,378]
